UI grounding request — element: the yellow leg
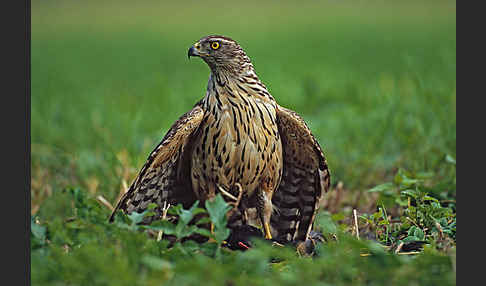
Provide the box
[207,223,217,243]
[264,222,273,240]
[208,223,227,245]
[257,177,274,240]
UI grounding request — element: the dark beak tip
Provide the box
[188,46,196,59]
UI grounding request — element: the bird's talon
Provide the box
[264,223,272,240]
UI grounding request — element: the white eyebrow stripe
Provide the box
[208,37,235,44]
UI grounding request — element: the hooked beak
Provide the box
[188,42,201,59]
[188,46,197,59]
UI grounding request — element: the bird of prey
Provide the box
[109,35,331,243]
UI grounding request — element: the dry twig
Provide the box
[219,183,244,218]
[397,251,421,255]
[217,185,238,201]
[157,201,171,242]
[395,242,404,254]
[353,209,360,240]
[96,195,114,212]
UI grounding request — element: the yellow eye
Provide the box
[211,42,220,50]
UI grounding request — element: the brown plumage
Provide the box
[109,35,331,243]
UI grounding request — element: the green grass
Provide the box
[31,0,456,285]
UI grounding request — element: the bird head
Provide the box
[188,35,252,76]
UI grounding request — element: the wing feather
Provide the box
[271,105,331,242]
[109,103,205,223]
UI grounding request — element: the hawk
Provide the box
[109,35,331,243]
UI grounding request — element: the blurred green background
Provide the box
[31,0,456,214]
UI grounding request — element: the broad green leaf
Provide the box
[175,201,200,238]
[439,217,448,227]
[205,194,231,230]
[214,228,231,243]
[142,220,176,235]
[194,228,212,238]
[414,227,425,240]
[408,226,417,236]
[401,236,420,243]
[191,207,207,216]
[178,209,194,226]
[367,182,394,193]
[167,204,183,216]
[395,197,409,207]
[147,203,158,210]
[31,218,46,243]
[179,225,199,238]
[401,189,418,199]
[205,194,231,245]
[127,211,147,226]
[195,217,212,226]
[400,177,420,188]
[316,212,338,234]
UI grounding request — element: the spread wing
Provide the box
[271,105,331,242]
[109,104,205,223]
